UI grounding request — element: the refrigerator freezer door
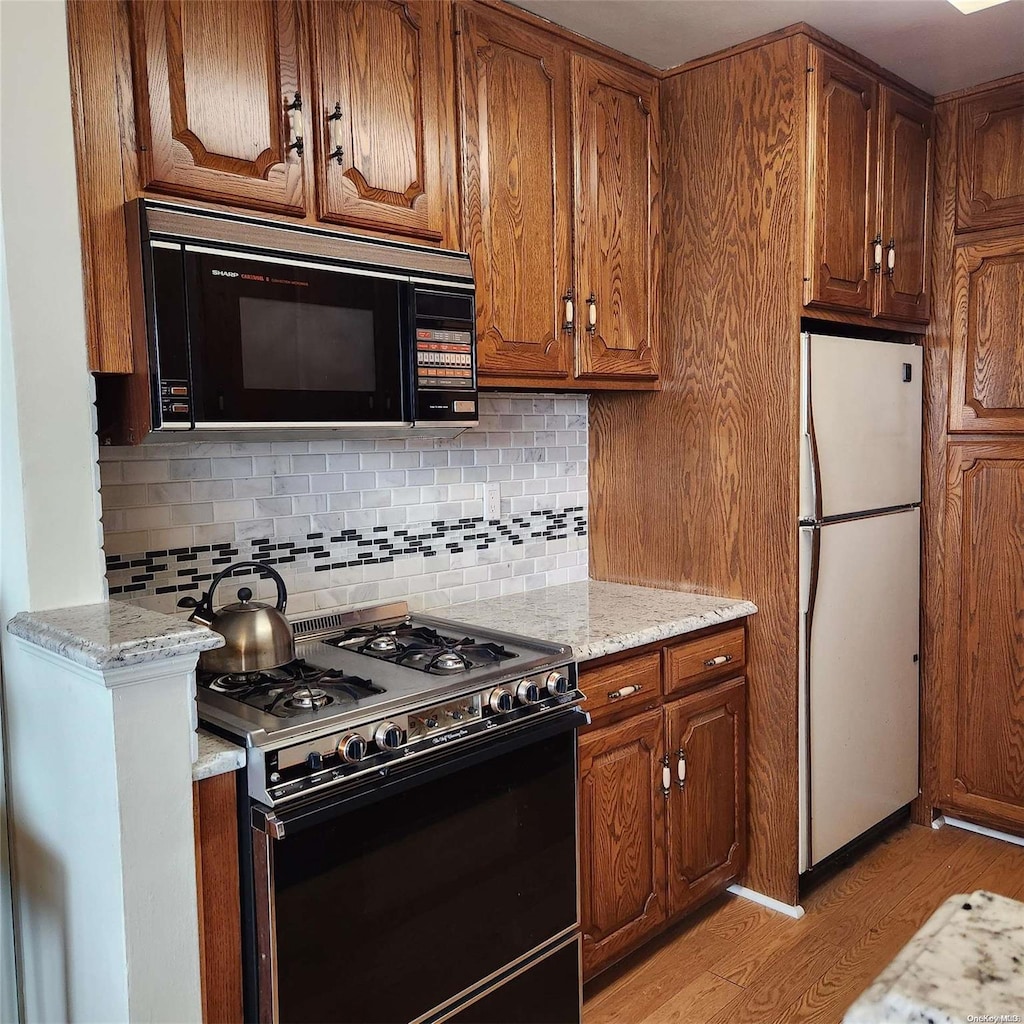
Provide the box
[804,507,920,868]
[801,334,922,520]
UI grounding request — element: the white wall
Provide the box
[1,1,125,1018]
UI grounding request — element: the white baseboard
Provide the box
[939,814,1024,848]
[726,883,805,919]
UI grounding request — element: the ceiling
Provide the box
[512,0,1024,95]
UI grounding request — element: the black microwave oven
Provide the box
[109,201,478,443]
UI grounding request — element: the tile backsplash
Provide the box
[98,395,589,616]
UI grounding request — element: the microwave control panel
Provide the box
[414,328,474,390]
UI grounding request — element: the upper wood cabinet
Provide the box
[579,707,666,978]
[128,0,308,214]
[942,442,1024,833]
[957,81,1024,233]
[806,45,878,315]
[949,234,1024,433]
[309,1,458,244]
[665,677,747,919]
[457,5,573,382]
[572,54,660,381]
[805,44,933,325]
[877,87,933,322]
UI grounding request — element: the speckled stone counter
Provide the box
[194,728,246,782]
[443,581,756,661]
[844,890,1024,1024]
[6,600,222,670]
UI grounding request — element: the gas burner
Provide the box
[283,686,331,711]
[393,638,517,674]
[365,634,400,654]
[432,650,470,673]
[208,672,264,694]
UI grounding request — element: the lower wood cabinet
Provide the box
[579,708,667,975]
[578,627,748,980]
[941,441,1024,833]
[665,678,747,917]
[194,772,244,1023]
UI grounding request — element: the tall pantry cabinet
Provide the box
[926,76,1024,835]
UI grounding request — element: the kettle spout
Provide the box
[177,593,214,627]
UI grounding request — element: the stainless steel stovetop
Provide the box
[197,601,583,807]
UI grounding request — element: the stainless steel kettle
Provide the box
[179,561,295,674]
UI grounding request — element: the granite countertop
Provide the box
[844,889,1024,1024]
[194,728,246,782]
[442,580,757,661]
[6,600,223,670]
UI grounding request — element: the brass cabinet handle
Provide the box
[661,753,671,798]
[870,233,883,274]
[562,291,575,332]
[676,747,686,789]
[608,683,641,700]
[284,92,304,157]
[703,654,733,668]
[586,293,597,335]
[327,101,344,164]
[886,238,896,278]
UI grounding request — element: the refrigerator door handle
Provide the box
[804,338,823,523]
[801,525,821,865]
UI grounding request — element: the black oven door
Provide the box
[245,710,582,1024]
[183,246,408,425]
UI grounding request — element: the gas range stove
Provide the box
[197,601,583,807]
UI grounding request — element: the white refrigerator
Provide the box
[798,332,922,872]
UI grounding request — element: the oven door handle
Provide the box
[252,705,590,839]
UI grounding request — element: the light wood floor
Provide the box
[583,822,1024,1024]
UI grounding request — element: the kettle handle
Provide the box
[178,560,288,621]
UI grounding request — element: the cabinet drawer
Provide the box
[579,652,662,720]
[664,627,745,696]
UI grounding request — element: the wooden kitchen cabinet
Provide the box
[578,623,749,980]
[572,54,660,381]
[456,4,573,383]
[957,80,1024,233]
[193,771,244,1023]
[310,0,458,244]
[664,677,747,918]
[579,707,667,977]
[949,234,1024,433]
[941,442,1024,834]
[805,44,933,325]
[805,45,878,315]
[128,0,309,215]
[876,86,933,322]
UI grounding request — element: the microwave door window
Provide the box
[238,298,377,393]
[185,251,405,424]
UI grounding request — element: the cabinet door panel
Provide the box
[311,0,456,243]
[458,6,572,381]
[805,45,877,313]
[665,678,747,918]
[957,82,1024,233]
[877,87,933,322]
[943,444,1024,832]
[130,0,306,213]
[579,708,666,978]
[949,236,1024,432]
[572,54,659,381]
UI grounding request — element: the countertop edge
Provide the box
[573,600,758,662]
[6,601,223,672]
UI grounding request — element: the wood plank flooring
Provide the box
[583,822,1024,1024]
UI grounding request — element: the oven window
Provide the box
[267,729,578,1024]
[238,297,376,392]
[184,248,406,423]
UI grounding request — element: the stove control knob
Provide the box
[337,733,367,763]
[487,687,515,714]
[307,751,324,771]
[516,679,541,705]
[546,671,570,696]
[374,722,403,751]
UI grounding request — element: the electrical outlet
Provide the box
[484,482,501,519]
